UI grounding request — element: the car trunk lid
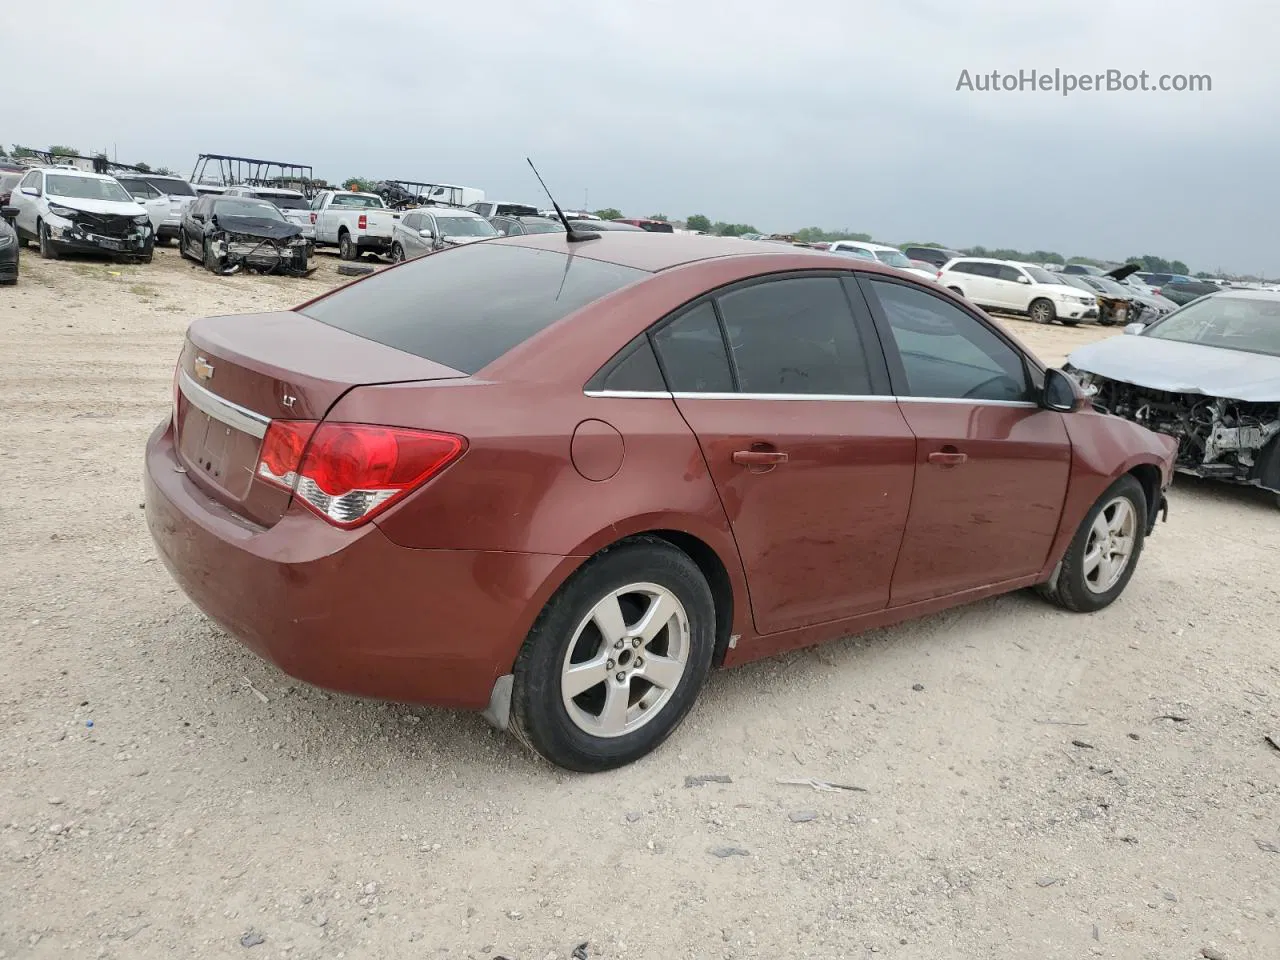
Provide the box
[173,310,466,527]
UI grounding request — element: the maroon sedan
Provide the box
[145,233,1177,771]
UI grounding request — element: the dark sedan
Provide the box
[145,232,1176,772]
[1160,280,1223,306]
[0,205,19,284]
[179,195,312,276]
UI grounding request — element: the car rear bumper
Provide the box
[356,235,392,251]
[143,419,566,710]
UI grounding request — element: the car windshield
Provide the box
[330,194,384,209]
[145,177,196,197]
[435,216,497,238]
[1093,277,1133,296]
[212,198,285,221]
[1024,266,1062,284]
[520,219,566,234]
[0,173,20,191]
[1145,295,1280,358]
[116,178,159,199]
[873,249,913,268]
[46,175,132,203]
[1055,274,1094,291]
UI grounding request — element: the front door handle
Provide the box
[928,448,968,466]
[733,449,789,466]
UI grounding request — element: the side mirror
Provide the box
[419,228,434,239]
[0,205,17,221]
[1123,322,1145,335]
[21,186,40,197]
[1042,367,1083,413]
[1016,275,1032,284]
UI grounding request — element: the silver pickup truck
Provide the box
[308,190,399,260]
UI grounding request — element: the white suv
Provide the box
[9,167,155,262]
[828,240,936,281]
[938,257,1099,325]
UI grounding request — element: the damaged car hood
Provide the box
[48,196,147,218]
[212,215,303,241]
[1069,334,1280,402]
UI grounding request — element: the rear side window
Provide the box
[652,302,734,393]
[586,335,666,393]
[715,277,873,395]
[300,244,646,374]
[948,261,976,274]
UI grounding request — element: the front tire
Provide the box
[390,242,405,263]
[510,538,716,772]
[202,239,220,274]
[1029,298,1055,324]
[178,229,192,260]
[1038,475,1147,613]
[38,221,59,260]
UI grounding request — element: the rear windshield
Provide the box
[299,243,647,373]
[145,177,196,197]
[267,194,309,209]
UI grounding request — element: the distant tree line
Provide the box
[4,143,175,176]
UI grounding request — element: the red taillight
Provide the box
[254,421,465,528]
[358,214,367,230]
[936,269,943,279]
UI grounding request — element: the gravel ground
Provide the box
[1,247,1278,960]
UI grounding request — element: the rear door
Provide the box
[656,273,916,635]
[857,277,1071,605]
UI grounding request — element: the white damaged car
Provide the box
[9,166,155,262]
[1065,288,1280,506]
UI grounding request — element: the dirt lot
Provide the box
[2,247,1278,960]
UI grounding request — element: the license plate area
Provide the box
[177,409,261,500]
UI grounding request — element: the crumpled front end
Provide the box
[1069,371,1280,495]
[48,210,153,257]
[207,232,313,276]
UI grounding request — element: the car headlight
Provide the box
[132,214,150,226]
[47,203,78,219]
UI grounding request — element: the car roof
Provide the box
[947,256,1016,265]
[39,167,118,181]
[1212,288,1280,301]
[835,240,900,252]
[492,230,887,273]
[420,208,485,217]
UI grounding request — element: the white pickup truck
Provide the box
[308,190,400,260]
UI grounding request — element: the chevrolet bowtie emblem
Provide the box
[194,357,215,380]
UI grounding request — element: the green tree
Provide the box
[685,214,712,232]
[712,222,759,237]
[1170,260,1189,275]
[793,226,871,243]
[133,161,152,172]
[343,177,374,192]
[593,207,623,220]
[11,145,38,159]
[154,167,176,176]
[1124,254,1191,275]
[647,213,668,222]
[48,144,80,157]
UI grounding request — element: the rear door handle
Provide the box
[928,449,968,466]
[733,450,789,466]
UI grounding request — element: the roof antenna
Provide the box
[527,158,599,243]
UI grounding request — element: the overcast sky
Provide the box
[11,0,1277,273]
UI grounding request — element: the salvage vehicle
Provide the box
[223,185,315,240]
[389,208,498,261]
[938,257,1098,324]
[1159,280,1222,306]
[112,175,171,236]
[0,169,24,206]
[0,205,19,285]
[1106,266,1179,322]
[144,231,1177,772]
[489,214,565,236]
[178,195,312,276]
[902,245,962,270]
[829,241,935,281]
[1066,288,1280,506]
[309,190,399,260]
[116,174,197,245]
[1073,274,1141,326]
[375,180,485,210]
[468,200,541,218]
[8,167,154,262]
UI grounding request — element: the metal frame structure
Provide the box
[190,154,319,197]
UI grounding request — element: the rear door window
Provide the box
[714,277,875,395]
[299,244,646,374]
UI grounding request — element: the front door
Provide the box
[858,276,1072,605]
[653,276,916,634]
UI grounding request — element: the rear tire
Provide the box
[38,221,59,260]
[338,230,356,260]
[1029,298,1055,324]
[1038,474,1147,613]
[510,538,716,772]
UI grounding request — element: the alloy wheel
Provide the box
[1082,496,1137,594]
[559,582,691,738]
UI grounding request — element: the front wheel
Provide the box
[1029,298,1056,324]
[510,539,716,772]
[1038,474,1147,613]
[202,239,221,274]
[38,221,59,260]
[390,242,405,263]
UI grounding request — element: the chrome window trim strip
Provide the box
[583,388,1040,408]
[178,369,271,439]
